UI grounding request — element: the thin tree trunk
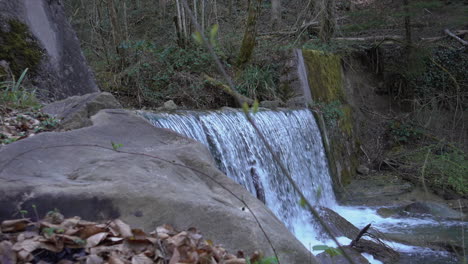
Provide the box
[318,0,336,42]
[403,0,412,45]
[106,0,123,58]
[201,0,205,32]
[237,0,262,68]
[271,0,281,31]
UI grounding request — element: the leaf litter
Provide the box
[0,213,261,264]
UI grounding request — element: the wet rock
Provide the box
[356,164,370,175]
[316,246,370,264]
[339,173,414,206]
[376,207,398,218]
[403,201,465,220]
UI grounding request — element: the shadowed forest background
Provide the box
[63,0,467,200]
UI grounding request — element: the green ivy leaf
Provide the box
[312,245,330,251]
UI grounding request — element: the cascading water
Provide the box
[140,109,336,244]
[140,108,465,264]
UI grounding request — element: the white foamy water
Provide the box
[139,109,464,263]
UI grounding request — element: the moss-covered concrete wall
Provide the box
[302,49,359,190]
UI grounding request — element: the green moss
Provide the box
[0,20,43,77]
[302,49,343,102]
[338,105,353,136]
[303,49,358,188]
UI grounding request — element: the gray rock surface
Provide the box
[0,109,315,264]
[0,0,98,100]
[43,92,121,130]
[161,100,178,111]
[356,164,370,175]
[403,201,464,220]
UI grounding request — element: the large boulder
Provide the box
[43,92,121,130]
[0,109,315,264]
[0,0,98,100]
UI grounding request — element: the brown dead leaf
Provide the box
[168,246,180,264]
[79,224,106,239]
[108,254,127,264]
[86,232,108,248]
[167,232,188,247]
[131,253,153,264]
[12,238,41,253]
[86,254,104,264]
[111,220,133,238]
[90,244,127,256]
[1,219,31,233]
[61,217,81,229]
[0,241,17,264]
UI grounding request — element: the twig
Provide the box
[350,223,371,247]
[444,29,468,46]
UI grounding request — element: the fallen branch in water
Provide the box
[350,223,371,247]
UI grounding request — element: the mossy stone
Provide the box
[0,19,43,77]
[302,49,343,103]
[303,49,358,187]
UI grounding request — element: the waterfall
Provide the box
[295,49,313,105]
[140,109,336,244]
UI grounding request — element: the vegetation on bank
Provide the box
[0,69,58,146]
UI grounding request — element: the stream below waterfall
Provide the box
[139,109,466,264]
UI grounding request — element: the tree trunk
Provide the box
[106,0,125,68]
[318,0,336,42]
[403,0,412,46]
[271,0,281,31]
[237,0,262,68]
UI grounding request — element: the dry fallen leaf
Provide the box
[131,253,153,264]
[1,219,31,233]
[86,254,104,264]
[0,241,17,264]
[86,232,108,248]
[111,220,133,238]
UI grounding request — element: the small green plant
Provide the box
[313,245,343,257]
[389,121,422,144]
[0,68,40,109]
[31,204,39,220]
[310,100,344,126]
[19,209,28,218]
[237,65,278,101]
[111,141,123,151]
